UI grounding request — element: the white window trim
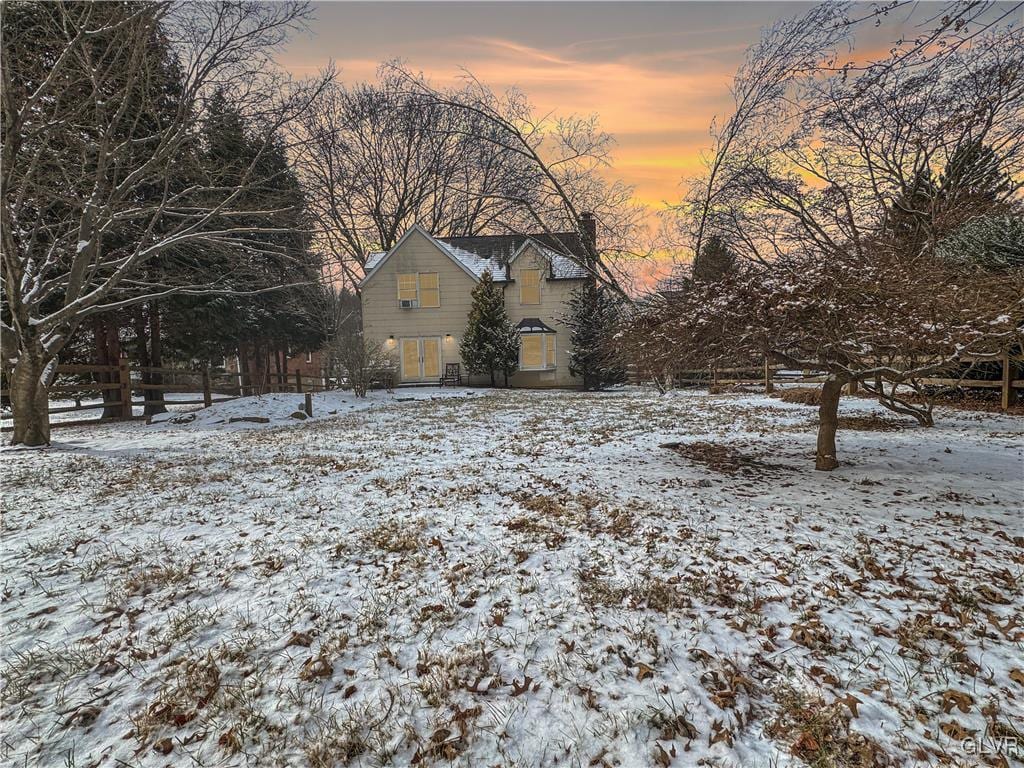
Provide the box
[519,332,556,371]
[519,269,542,305]
[396,272,440,308]
[397,273,419,307]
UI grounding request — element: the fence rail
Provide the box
[1,360,332,431]
[629,350,1022,410]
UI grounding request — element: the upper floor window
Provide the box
[520,269,541,304]
[396,272,440,308]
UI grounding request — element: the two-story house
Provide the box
[359,215,596,388]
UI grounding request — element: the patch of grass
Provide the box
[766,686,893,768]
[2,642,104,706]
[132,653,222,745]
[362,519,425,554]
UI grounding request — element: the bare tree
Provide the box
[292,70,536,291]
[648,4,1024,470]
[333,332,392,398]
[386,63,653,296]
[1,1,329,445]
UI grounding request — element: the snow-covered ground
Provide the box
[1,387,1021,767]
[0,391,236,428]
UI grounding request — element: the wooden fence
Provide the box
[1,360,331,431]
[630,350,1023,410]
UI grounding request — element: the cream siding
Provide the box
[503,245,582,388]
[360,230,584,388]
[361,228,480,382]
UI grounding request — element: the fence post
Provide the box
[304,391,313,417]
[764,357,774,394]
[118,357,132,419]
[295,370,303,393]
[202,367,212,408]
[1002,349,1017,410]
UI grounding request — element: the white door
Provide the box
[399,337,442,382]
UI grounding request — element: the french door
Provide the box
[400,337,441,382]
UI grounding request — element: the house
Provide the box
[227,348,327,392]
[360,215,596,387]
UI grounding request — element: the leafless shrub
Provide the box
[333,333,393,397]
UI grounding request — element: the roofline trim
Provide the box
[359,224,484,288]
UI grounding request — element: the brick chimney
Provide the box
[579,211,597,251]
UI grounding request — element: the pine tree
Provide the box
[692,235,736,282]
[937,214,1024,271]
[460,271,519,386]
[565,281,627,391]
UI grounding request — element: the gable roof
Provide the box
[506,239,590,280]
[360,224,492,287]
[438,231,590,280]
[360,225,591,287]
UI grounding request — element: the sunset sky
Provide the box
[278,1,940,214]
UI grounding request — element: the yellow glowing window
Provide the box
[520,269,541,304]
[397,273,418,305]
[546,334,556,367]
[419,273,440,308]
[521,335,543,369]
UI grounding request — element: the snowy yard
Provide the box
[2,387,1022,767]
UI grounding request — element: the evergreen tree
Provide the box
[692,235,736,282]
[937,214,1024,271]
[160,96,325,366]
[460,271,519,386]
[565,281,627,391]
[938,140,1014,215]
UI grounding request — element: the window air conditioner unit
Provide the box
[399,299,418,309]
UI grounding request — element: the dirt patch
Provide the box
[778,387,822,405]
[660,441,784,476]
[836,415,909,432]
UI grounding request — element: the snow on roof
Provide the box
[361,226,590,286]
[434,240,508,281]
[530,242,590,280]
[363,251,387,271]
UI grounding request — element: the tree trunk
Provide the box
[10,345,51,446]
[147,301,166,416]
[815,377,843,471]
[95,319,122,419]
[489,370,496,387]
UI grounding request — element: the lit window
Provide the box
[520,333,555,370]
[305,351,312,363]
[397,273,418,305]
[419,273,440,308]
[520,269,541,304]
[397,273,440,307]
